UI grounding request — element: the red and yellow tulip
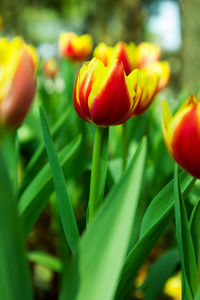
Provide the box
[137,42,161,68]
[73,58,141,126]
[145,61,170,92]
[93,41,138,75]
[59,32,93,62]
[43,58,58,79]
[0,37,38,128]
[133,68,158,115]
[163,95,200,178]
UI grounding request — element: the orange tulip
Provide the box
[0,37,38,128]
[73,58,141,126]
[163,95,200,178]
[59,32,93,62]
[43,58,58,79]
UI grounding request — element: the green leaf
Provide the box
[115,171,195,300]
[195,288,200,300]
[21,107,71,192]
[190,199,200,269]
[39,106,79,255]
[18,134,81,239]
[28,251,62,272]
[142,249,179,300]
[59,138,147,300]
[174,164,198,296]
[0,155,33,300]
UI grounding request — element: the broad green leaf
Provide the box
[21,107,71,192]
[28,251,62,272]
[174,164,198,296]
[115,172,195,300]
[190,199,200,268]
[59,138,147,300]
[18,135,81,239]
[142,249,179,300]
[40,106,79,255]
[0,155,33,300]
[195,288,200,300]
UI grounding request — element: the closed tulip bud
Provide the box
[137,42,161,68]
[163,95,200,178]
[73,58,141,126]
[93,41,138,75]
[59,32,93,62]
[133,68,158,115]
[145,61,170,92]
[0,37,38,128]
[43,58,58,79]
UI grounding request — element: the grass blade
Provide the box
[40,105,79,254]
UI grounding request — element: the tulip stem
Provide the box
[88,126,109,225]
[122,123,128,173]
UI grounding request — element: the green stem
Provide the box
[122,123,128,173]
[88,126,109,224]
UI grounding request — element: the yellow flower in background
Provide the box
[133,68,158,115]
[164,273,181,299]
[59,32,93,62]
[0,37,38,128]
[137,42,161,68]
[145,61,170,92]
[93,41,139,75]
[163,95,200,178]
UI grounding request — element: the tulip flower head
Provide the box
[145,61,170,92]
[59,32,93,62]
[133,68,158,115]
[137,42,161,68]
[93,41,138,75]
[43,58,58,79]
[163,95,200,178]
[73,58,141,126]
[0,37,38,128]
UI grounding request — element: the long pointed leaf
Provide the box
[18,135,81,239]
[60,138,147,300]
[115,172,195,300]
[174,164,198,296]
[40,106,79,254]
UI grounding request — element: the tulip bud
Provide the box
[0,37,38,128]
[43,58,58,79]
[59,32,93,62]
[145,61,170,92]
[73,58,141,126]
[133,68,158,115]
[163,95,200,178]
[137,42,161,68]
[94,41,139,75]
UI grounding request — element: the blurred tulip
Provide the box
[0,37,38,128]
[164,273,181,300]
[59,32,93,62]
[43,58,58,79]
[137,42,161,68]
[146,61,170,92]
[73,58,141,126]
[163,95,200,178]
[93,41,138,75]
[133,68,158,115]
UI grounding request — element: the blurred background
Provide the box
[0,0,200,92]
